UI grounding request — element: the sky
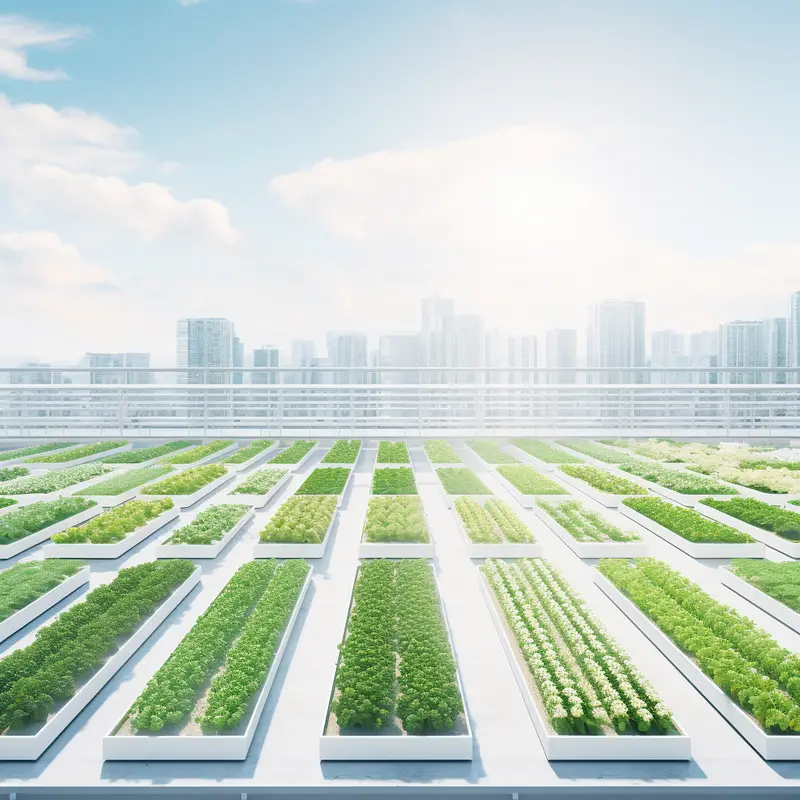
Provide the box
[1,0,800,365]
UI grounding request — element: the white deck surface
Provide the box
[1,440,800,795]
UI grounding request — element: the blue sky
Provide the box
[1,0,800,363]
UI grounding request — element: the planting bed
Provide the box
[73,465,172,507]
[140,464,233,508]
[0,462,111,501]
[423,440,462,466]
[321,439,361,465]
[220,440,278,471]
[557,465,647,508]
[454,496,541,558]
[295,467,352,500]
[103,441,196,468]
[371,466,417,495]
[226,468,291,508]
[359,495,433,558]
[436,467,492,508]
[0,442,80,465]
[255,494,337,558]
[25,441,131,468]
[510,439,583,470]
[467,440,519,465]
[495,464,568,507]
[161,440,236,467]
[619,460,738,505]
[376,441,410,464]
[158,503,254,559]
[268,441,317,468]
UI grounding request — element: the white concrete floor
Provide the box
[1,440,800,795]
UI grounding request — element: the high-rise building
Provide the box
[718,320,765,384]
[232,335,245,384]
[378,333,422,384]
[84,352,152,385]
[421,292,455,383]
[689,329,719,384]
[326,331,368,383]
[545,329,578,383]
[176,318,236,384]
[253,345,279,384]
[484,329,502,384]
[789,291,800,377]
[290,340,315,384]
[9,361,61,385]
[586,301,645,383]
[507,335,537,384]
[650,331,685,384]
[452,313,484,383]
[762,317,788,383]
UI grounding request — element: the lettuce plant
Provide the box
[322,440,362,464]
[497,465,567,495]
[0,442,78,462]
[377,441,410,464]
[537,499,639,542]
[51,498,173,544]
[511,440,582,463]
[468,440,519,464]
[161,440,234,465]
[0,560,84,622]
[559,465,646,495]
[259,495,336,543]
[74,465,171,496]
[364,496,429,542]
[0,498,97,544]
[269,441,316,464]
[702,497,800,542]
[141,464,226,495]
[231,468,287,495]
[295,467,350,495]
[222,440,276,464]
[436,467,492,495]
[456,497,534,543]
[423,440,462,464]
[728,559,800,613]
[165,503,250,545]
[0,462,110,494]
[103,441,195,464]
[26,441,128,464]
[620,460,737,495]
[371,467,417,495]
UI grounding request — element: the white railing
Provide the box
[0,380,798,437]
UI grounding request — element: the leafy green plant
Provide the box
[26,441,129,464]
[701,497,800,542]
[103,441,196,464]
[467,440,518,464]
[485,558,673,735]
[620,460,737,495]
[165,503,250,545]
[0,498,97,545]
[377,441,410,464]
[597,557,800,733]
[259,495,337,543]
[456,497,534,543]
[322,440,362,464]
[295,467,350,495]
[371,467,417,495]
[559,465,647,495]
[364,496,429,542]
[728,559,800,613]
[0,467,28,483]
[741,460,800,471]
[511,440,582,464]
[0,560,84,622]
[624,496,754,543]
[51,498,173,544]
[537,499,639,543]
[269,440,316,464]
[0,463,110,495]
[436,467,492,495]
[497,465,567,495]
[423,440,462,464]
[222,440,276,464]
[0,498,17,510]
[161,440,234,465]
[231,468,287,495]
[0,559,194,731]
[555,440,632,465]
[0,442,78,462]
[140,464,227,495]
[74,466,171,496]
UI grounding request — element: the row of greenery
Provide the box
[222,440,275,464]
[728,559,800,614]
[0,498,97,545]
[259,495,337,543]
[423,440,462,463]
[0,462,110,495]
[141,464,227,496]
[0,560,85,623]
[497,464,567,495]
[467,440,519,464]
[26,441,129,464]
[296,467,351,495]
[103,441,195,464]
[511,440,582,464]
[484,558,673,735]
[0,498,17,510]
[371,467,417,495]
[331,560,463,734]
[437,467,492,495]
[0,559,195,731]
[597,558,800,733]
[231,468,287,495]
[377,441,410,464]
[165,503,251,545]
[620,460,737,495]
[51,498,174,545]
[537,499,639,543]
[701,497,800,542]
[269,440,316,464]
[623,496,755,544]
[322,440,362,464]
[455,497,534,543]
[556,440,632,464]
[162,440,234,465]
[0,467,29,483]
[559,465,647,496]
[364,496,429,542]
[74,466,171,497]
[0,442,78,462]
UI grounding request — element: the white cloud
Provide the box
[270,125,800,332]
[0,14,86,81]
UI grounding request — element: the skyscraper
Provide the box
[85,352,152,385]
[176,318,236,384]
[507,335,538,384]
[790,291,800,377]
[378,333,422,384]
[253,345,280,384]
[718,320,765,384]
[762,317,788,383]
[689,329,719,384]
[421,292,455,383]
[545,329,578,383]
[290,340,315,384]
[586,301,646,383]
[232,335,245,385]
[326,331,368,383]
[452,314,484,383]
[650,330,685,384]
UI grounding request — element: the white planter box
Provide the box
[696,502,800,558]
[0,567,200,761]
[162,442,238,470]
[719,567,800,635]
[103,568,312,761]
[142,470,235,509]
[105,443,198,470]
[507,445,562,472]
[223,469,292,509]
[320,566,473,761]
[534,503,647,559]
[479,574,690,760]
[620,504,766,559]
[0,567,90,644]
[42,505,180,560]
[644,481,736,508]
[0,504,104,560]
[157,506,254,559]
[422,449,463,473]
[220,441,280,472]
[556,470,641,509]
[452,502,542,559]
[593,569,797,760]
[268,443,318,473]
[0,443,86,467]
[493,469,569,509]
[25,443,133,470]
[548,442,605,467]
[254,508,338,559]
[320,443,361,470]
[358,540,434,559]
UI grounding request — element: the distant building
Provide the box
[587,301,646,383]
[176,318,237,384]
[85,352,152,384]
[9,361,61,385]
[421,292,455,383]
[232,335,245,384]
[452,314,484,383]
[252,345,279,384]
[326,331,368,384]
[763,317,788,383]
[689,329,719,384]
[718,320,765,384]
[790,291,800,379]
[545,329,578,383]
[378,333,422,384]
[507,335,537,384]
[290,340,316,384]
[650,330,685,384]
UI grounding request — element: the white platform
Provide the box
[719,568,800,635]
[24,443,133,470]
[268,443,318,472]
[162,442,237,469]
[221,441,279,472]
[0,504,103,560]
[556,469,643,508]
[493,469,569,509]
[696,502,800,558]
[157,506,254,559]
[222,469,291,508]
[104,443,197,469]
[141,470,235,509]
[452,501,542,559]
[254,508,337,559]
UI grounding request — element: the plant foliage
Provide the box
[161,440,234,465]
[436,467,492,495]
[559,465,647,495]
[0,463,110,495]
[467,440,519,464]
[423,440,462,464]
[0,560,84,623]
[165,503,250,545]
[231,468,287,495]
[371,467,417,495]
[456,496,534,543]
[74,466,171,496]
[51,498,173,544]
[296,467,350,495]
[322,440,362,464]
[222,440,276,464]
[269,441,316,464]
[0,498,97,545]
[377,441,410,464]
[511,440,582,463]
[103,441,195,464]
[537,499,639,543]
[364,496,429,542]
[497,465,567,495]
[259,495,337,543]
[141,464,227,495]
